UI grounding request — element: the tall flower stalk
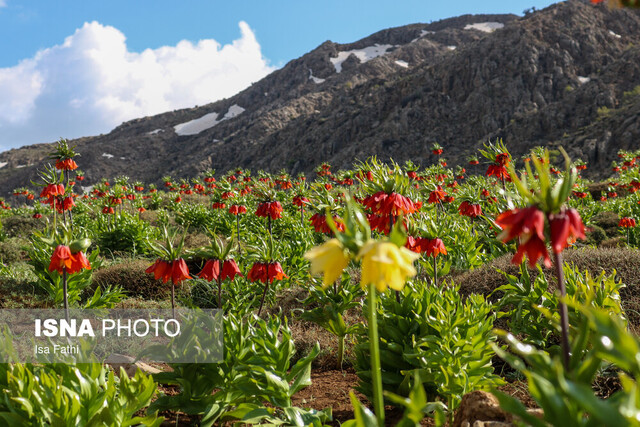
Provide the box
[305,196,419,425]
[496,148,586,369]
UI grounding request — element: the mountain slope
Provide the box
[0,0,639,194]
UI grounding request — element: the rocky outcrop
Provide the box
[0,0,638,194]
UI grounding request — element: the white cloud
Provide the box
[0,1,6,8]
[0,21,275,149]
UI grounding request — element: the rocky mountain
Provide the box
[0,0,639,194]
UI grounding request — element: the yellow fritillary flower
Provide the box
[304,238,350,287]
[358,241,419,292]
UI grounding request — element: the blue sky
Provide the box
[0,0,560,149]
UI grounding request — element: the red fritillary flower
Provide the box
[198,259,220,281]
[147,259,191,285]
[68,251,91,274]
[221,259,242,281]
[469,159,480,166]
[55,159,78,171]
[49,245,91,274]
[362,191,416,216]
[423,238,447,257]
[138,207,146,213]
[228,204,247,215]
[292,195,309,207]
[458,201,482,218]
[572,191,588,199]
[146,259,172,283]
[432,149,443,155]
[309,213,345,234]
[40,184,65,198]
[247,261,288,284]
[548,208,586,254]
[212,202,226,209]
[255,201,283,219]
[427,186,447,204]
[486,164,510,181]
[221,191,234,199]
[49,245,73,273]
[496,206,551,267]
[619,217,637,228]
[33,213,43,219]
[496,153,510,166]
[405,235,422,253]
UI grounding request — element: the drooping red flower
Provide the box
[198,259,220,281]
[469,159,479,166]
[40,184,65,198]
[33,213,42,219]
[55,159,78,171]
[49,245,73,274]
[405,235,422,253]
[427,186,447,204]
[309,213,345,234]
[423,238,447,257]
[221,260,243,281]
[247,262,268,283]
[548,208,586,254]
[458,201,482,218]
[572,191,588,199]
[62,196,75,211]
[496,206,551,267]
[432,149,443,155]
[146,259,172,283]
[212,202,226,209]
[68,251,91,274]
[255,201,283,219]
[247,261,287,283]
[495,153,510,166]
[292,195,309,207]
[486,164,510,181]
[619,217,637,228]
[363,191,416,216]
[228,204,247,215]
[170,259,191,285]
[138,207,146,213]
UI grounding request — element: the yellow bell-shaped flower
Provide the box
[304,238,350,287]
[358,241,419,292]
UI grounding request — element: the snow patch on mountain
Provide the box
[609,30,621,39]
[148,129,164,135]
[578,76,591,84]
[309,69,325,84]
[394,60,409,68]
[464,22,504,33]
[174,104,245,136]
[102,153,114,159]
[330,44,395,73]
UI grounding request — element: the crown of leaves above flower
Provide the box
[508,147,576,214]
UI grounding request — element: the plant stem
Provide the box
[62,269,69,321]
[171,283,176,319]
[553,251,570,370]
[217,274,222,309]
[268,216,272,237]
[627,227,630,246]
[368,282,384,425]
[432,255,438,287]
[258,280,270,316]
[236,215,241,254]
[337,334,345,370]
